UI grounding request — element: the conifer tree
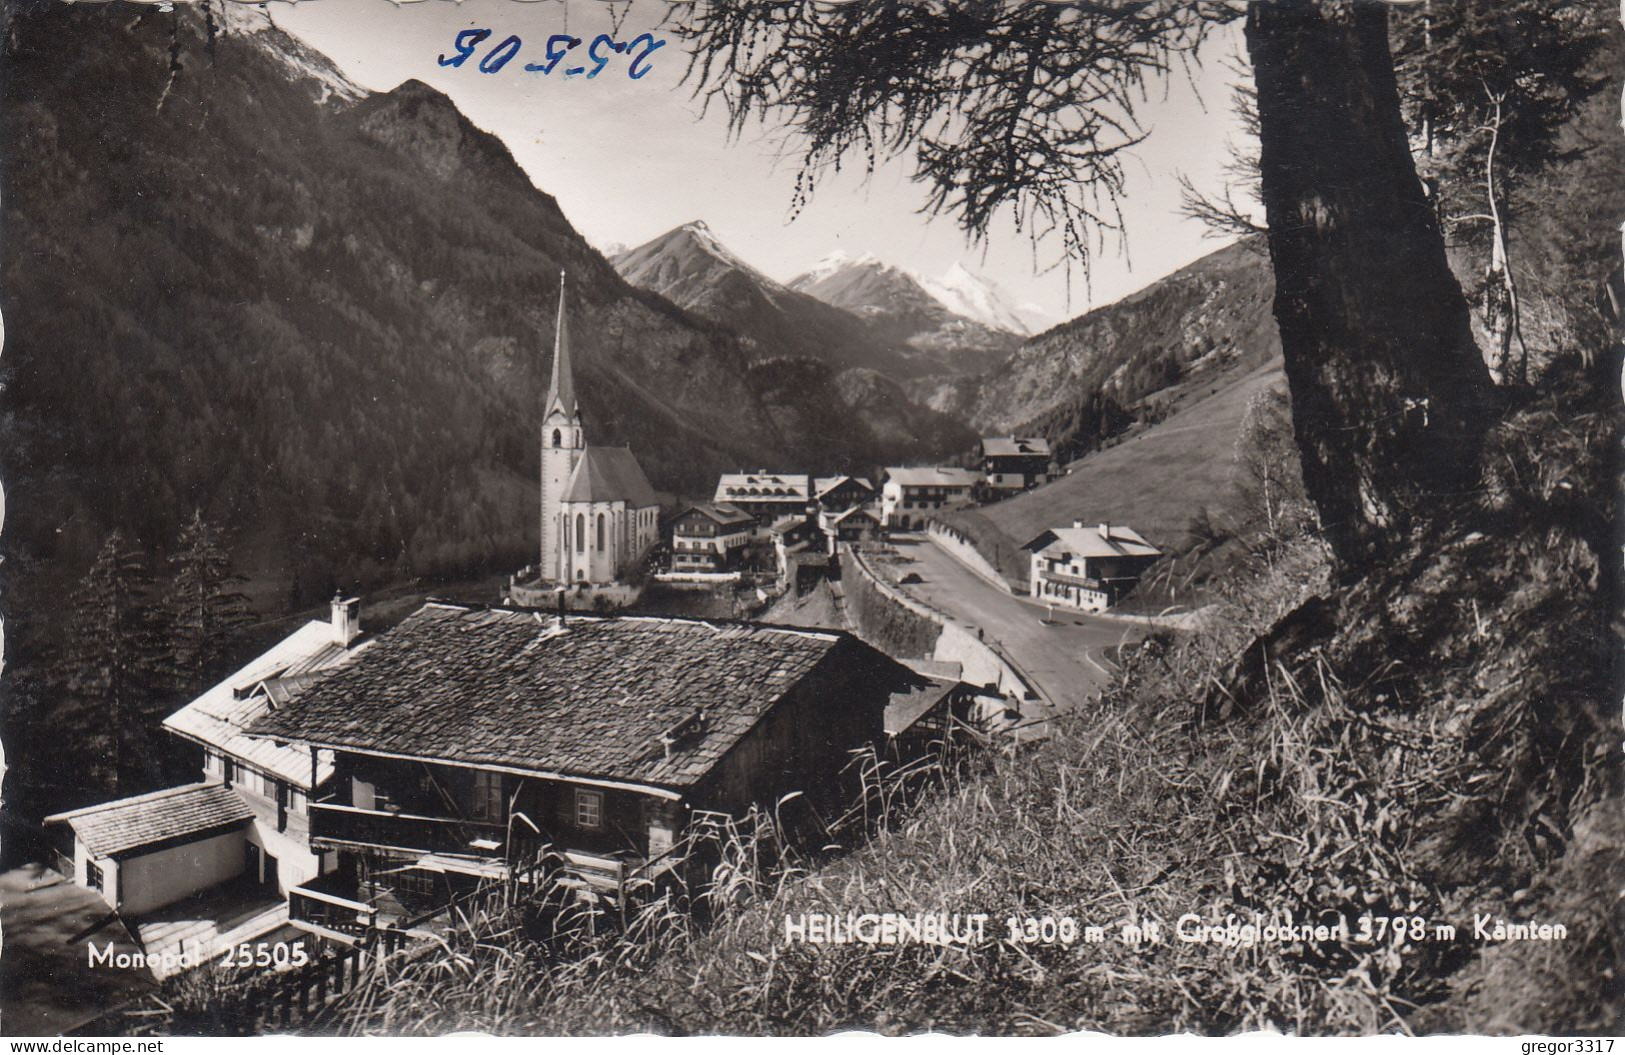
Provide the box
[56,531,164,793]
[164,509,255,693]
[1390,1,1611,383]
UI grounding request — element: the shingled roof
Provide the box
[248,604,889,792]
[46,784,253,859]
[562,447,658,507]
[1021,523,1161,560]
[981,436,1052,458]
[162,619,365,788]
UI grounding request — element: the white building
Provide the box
[670,503,756,572]
[1020,521,1162,612]
[880,467,983,530]
[713,472,812,528]
[538,273,661,585]
[46,597,368,918]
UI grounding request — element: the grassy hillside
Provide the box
[147,364,1615,1038]
[941,356,1286,591]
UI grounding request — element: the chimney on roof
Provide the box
[1072,519,1084,530]
[1099,523,1111,540]
[330,594,361,647]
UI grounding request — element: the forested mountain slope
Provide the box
[0,4,953,609]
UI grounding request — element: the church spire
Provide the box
[547,270,578,419]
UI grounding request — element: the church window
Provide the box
[576,514,585,552]
[552,428,562,448]
[596,514,606,552]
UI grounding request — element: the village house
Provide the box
[880,467,983,530]
[812,475,877,514]
[883,671,982,763]
[44,598,369,949]
[712,471,812,528]
[819,505,882,555]
[246,603,927,935]
[669,503,756,573]
[769,514,828,584]
[979,437,1055,493]
[513,274,661,606]
[1021,521,1163,612]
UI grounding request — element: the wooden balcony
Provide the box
[1042,568,1108,590]
[309,802,509,857]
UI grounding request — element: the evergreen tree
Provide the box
[164,509,255,693]
[1391,2,1612,383]
[55,531,165,794]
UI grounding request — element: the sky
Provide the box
[273,0,1253,322]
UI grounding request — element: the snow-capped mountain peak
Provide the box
[798,248,1052,336]
[799,248,887,286]
[917,261,1052,336]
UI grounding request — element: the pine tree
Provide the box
[164,509,255,694]
[56,531,165,794]
[1390,2,1611,383]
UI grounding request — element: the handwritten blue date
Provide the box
[438,29,665,80]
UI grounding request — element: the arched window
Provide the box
[575,513,585,552]
[552,428,562,448]
[596,513,606,552]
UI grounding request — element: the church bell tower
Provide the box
[540,271,584,581]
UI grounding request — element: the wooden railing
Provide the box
[309,802,508,856]
[288,884,376,942]
[1042,567,1109,590]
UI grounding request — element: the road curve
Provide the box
[881,535,1148,713]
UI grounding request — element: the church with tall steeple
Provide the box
[534,273,660,589]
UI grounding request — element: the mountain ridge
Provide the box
[612,221,978,456]
[0,3,962,622]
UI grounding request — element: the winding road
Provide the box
[882,535,1149,713]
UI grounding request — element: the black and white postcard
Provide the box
[0,0,1619,1040]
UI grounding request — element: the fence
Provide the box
[69,906,441,1036]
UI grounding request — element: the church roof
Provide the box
[546,272,578,419]
[563,446,658,508]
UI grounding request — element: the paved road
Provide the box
[883,535,1148,712]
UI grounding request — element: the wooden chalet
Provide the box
[246,602,924,939]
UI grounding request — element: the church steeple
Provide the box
[540,270,584,582]
[546,270,578,421]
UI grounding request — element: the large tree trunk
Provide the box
[1246,0,1496,572]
